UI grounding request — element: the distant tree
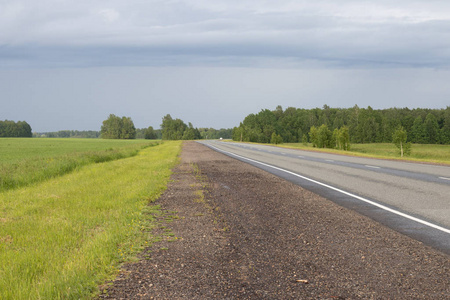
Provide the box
[161,114,200,140]
[333,126,350,150]
[217,128,233,139]
[199,128,232,140]
[348,104,360,143]
[161,114,185,140]
[338,126,350,151]
[440,107,450,144]
[274,105,284,120]
[101,114,122,139]
[410,116,427,143]
[424,113,439,144]
[0,120,32,137]
[317,124,332,148]
[232,124,245,142]
[182,123,201,140]
[16,121,32,137]
[34,130,100,138]
[144,126,158,139]
[134,128,146,139]
[392,126,411,157]
[101,114,136,139]
[270,132,283,144]
[332,128,340,148]
[120,117,136,139]
[301,134,308,146]
[309,126,319,147]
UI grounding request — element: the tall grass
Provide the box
[0,141,181,299]
[0,138,159,191]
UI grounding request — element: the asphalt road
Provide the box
[199,140,450,254]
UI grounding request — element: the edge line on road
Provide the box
[365,165,381,169]
[207,143,450,235]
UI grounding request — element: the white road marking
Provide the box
[281,153,286,155]
[439,177,450,181]
[208,144,450,235]
[365,165,381,169]
[325,159,334,162]
[298,156,304,158]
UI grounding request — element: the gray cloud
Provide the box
[2,1,450,68]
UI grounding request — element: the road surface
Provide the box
[200,140,450,254]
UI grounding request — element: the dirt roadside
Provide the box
[99,141,449,299]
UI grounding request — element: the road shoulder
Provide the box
[100,141,449,299]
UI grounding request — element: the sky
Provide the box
[1,0,450,132]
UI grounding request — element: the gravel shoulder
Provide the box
[100,141,449,299]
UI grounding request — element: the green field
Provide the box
[0,138,159,191]
[0,139,182,299]
[281,142,450,165]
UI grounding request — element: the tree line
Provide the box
[1,115,228,141]
[0,120,32,137]
[37,126,231,140]
[33,128,163,139]
[232,105,450,145]
[101,114,206,140]
[34,130,101,138]
[33,125,231,140]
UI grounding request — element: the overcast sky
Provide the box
[1,0,450,132]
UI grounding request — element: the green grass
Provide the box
[350,143,450,164]
[280,142,450,165]
[0,138,159,191]
[0,140,181,299]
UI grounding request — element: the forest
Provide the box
[232,105,450,145]
[34,127,232,140]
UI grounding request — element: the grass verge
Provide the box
[0,141,181,299]
[0,138,159,191]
